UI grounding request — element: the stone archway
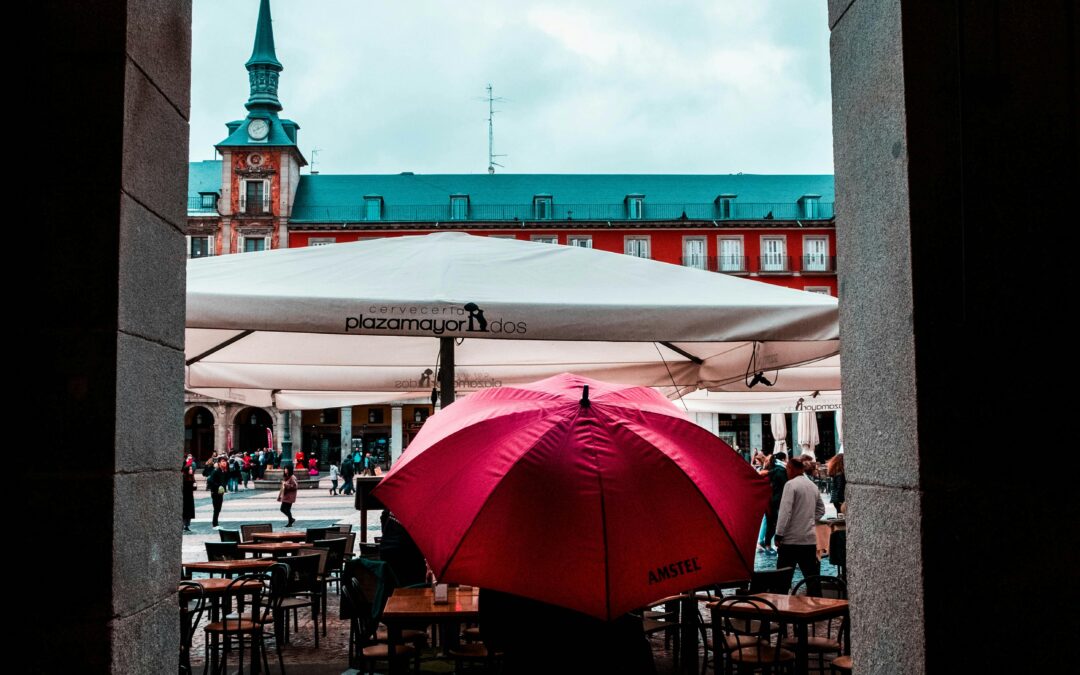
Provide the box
[231,406,274,455]
[183,405,217,463]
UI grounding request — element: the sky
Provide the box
[190,0,834,175]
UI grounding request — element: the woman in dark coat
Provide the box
[182,465,196,532]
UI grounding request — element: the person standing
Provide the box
[761,451,788,554]
[182,464,196,532]
[775,455,826,592]
[206,456,229,529]
[827,453,846,516]
[329,462,340,495]
[278,465,298,527]
[340,455,355,496]
[241,452,252,489]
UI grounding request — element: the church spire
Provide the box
[244,0,283,113]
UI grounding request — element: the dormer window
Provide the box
[450,194,470,220]
[715,194,737,219]
[364,195,383,221]
[199,192,219,210]
[533,194,553,220]
[626,194,645,220]
[799,194,822,219]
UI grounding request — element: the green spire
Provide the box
[244,0,283,113]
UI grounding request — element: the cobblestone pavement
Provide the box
[182,478,843,673]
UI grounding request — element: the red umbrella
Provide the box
[373,374,770,620]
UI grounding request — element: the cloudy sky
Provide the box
[191,0,834,175]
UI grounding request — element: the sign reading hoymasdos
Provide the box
[344,303,527,336]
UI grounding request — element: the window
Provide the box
[568,236,593,248]
[364,196,382,221]
[533,195,553,219]
[760,236,787,272]
[717,237,744,272]
[626,195,645,219]
[239,179,270,214]
[488,234,517,239]
[715,194,736,219]
[450,195,469,220]
[309,237,336,246]
[804,286,832,295]
[624,237,650,259]
[531,235,558,244]
[803,236,830,272]
[683,238,706,269]
[241,235,269,253]
[199,193,218,209]
[799,194,822,219]
[187,235,214,258]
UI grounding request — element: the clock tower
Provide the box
[215,0,306,254]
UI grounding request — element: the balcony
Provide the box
[757,255,793,274]
[801,255,837,274]
[681,256,751,274]
[187,196,219,215]
[289,201,836,224]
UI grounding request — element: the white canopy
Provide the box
[675,390,842,415]
[186,233,839,404]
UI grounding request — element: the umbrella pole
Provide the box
[439,337,456,406]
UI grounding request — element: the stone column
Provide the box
[213,404,228,457]
[390,404,404,463]
[829,1,1073,672]
[30,1,190,670]
[749,414,763,454]
[340,406,353,464]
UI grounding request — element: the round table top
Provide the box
[179,578,264,595]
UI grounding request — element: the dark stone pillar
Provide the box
[31,1,191,671]
[829,0,1076,672]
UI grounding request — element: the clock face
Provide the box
[247,119,270,141]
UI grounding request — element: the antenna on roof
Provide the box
[485,84,506,174]
[310,147,321,175]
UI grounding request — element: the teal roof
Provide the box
[246,0,282,69]
[188,160,222,202]
[290,173,835,222]
[216,117,303,156]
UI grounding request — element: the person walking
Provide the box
[206,456,229,529]
[761,451,788,554]
[827,453,846,516]
[241,452,252,489]
[340,455,355,495]
[182,464,197,532]
[227,454,241,492]
[775,455,826,593]
[278,465,298,527]
[329,462,340,495]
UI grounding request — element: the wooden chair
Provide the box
[781,576,848,675]
[217,528,241,543]
[240,523,273,542]
[748,567,795,594]
[341,571,418,674]
[314,536,348,596]
[335,523,354,533]
[829,655,852,673]
[640,594,686,666]
[713,595,795,674]
[305,527,334,543]
[201,573,282,675]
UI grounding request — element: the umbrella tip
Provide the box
[580,385,591,408]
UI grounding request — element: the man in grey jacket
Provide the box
[775,455,826,593]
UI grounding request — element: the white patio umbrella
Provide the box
[770,413,788,454]
[186,233,840,405]
[675,390,841,415]
[797,409,821,459]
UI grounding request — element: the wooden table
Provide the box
[182,558,277,578]
[237,542,314,557]
[382,587,480,674]
[251,531,308,543]
[708,593,849,675]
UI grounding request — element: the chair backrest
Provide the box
[344,532,356,557]
[358,542,380,559]
[305,527,334,543]
[284,553,321,594]
[792,575,847,599]
[262,563,291,619]
[714,595,786,665]
[222,573,266,631]
[304,546,330,577]
[217,528,241,543]
[314,537,348,572]
[829,530,847,569]
[749,566,795,594]
[335,524,353,533]
[205,541,242,561]
[178,581,207,673]
[240,523,273,542]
